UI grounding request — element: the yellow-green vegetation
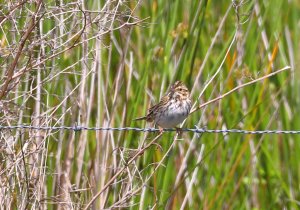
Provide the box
[0,0,299,209]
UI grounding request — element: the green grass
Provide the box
[0,0,299,209]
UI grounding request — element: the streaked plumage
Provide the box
[134,81,192,130]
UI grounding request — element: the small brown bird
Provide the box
[134,81,192,132]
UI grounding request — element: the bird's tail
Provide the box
[133,116,147,121]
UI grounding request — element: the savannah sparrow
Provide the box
[134,81,192,132]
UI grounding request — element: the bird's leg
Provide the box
[158,126,164,134]
[175,127,183,136]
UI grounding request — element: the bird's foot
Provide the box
[158,126,164,134]
[175,127,183,136]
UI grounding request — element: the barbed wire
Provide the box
[0,124,300,135]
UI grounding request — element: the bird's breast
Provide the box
[155,99,191,128]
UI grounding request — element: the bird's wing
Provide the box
[148,94,169,115]
[134,93,170,122]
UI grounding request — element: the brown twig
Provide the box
[0,0,28,25]
[0,0,43,100]
[10,17,147,81]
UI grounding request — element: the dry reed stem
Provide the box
[190,66,291,114]
[0,1,142,209]
[84,133,163,210]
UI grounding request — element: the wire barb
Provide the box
[0,125,299,135]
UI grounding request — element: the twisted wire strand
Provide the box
[0,125,300,134]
